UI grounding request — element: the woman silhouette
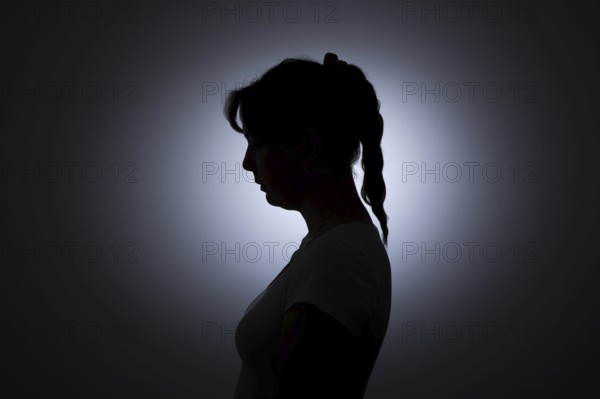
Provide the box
[224,53,391,398]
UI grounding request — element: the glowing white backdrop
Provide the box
[1,0,597,397]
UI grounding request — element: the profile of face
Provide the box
[225,55,389,246]
[242,133,312,211]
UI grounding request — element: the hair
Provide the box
[223,53,389,246]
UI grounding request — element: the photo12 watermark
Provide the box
[0,321,141,344]
[0,161,140,184]
[400,81,541,104]
[0,1,141,24]
[400,241,540,264]
[398,161,539,183]
[199,1,340,24]
[398,1,540,24]
[201,81,244,104]
[398,320,539,344]
[0,241,140,266]
[201,321,239,344]
[201,241,300,264]
[201,161,255,183]
[0,81,140,104]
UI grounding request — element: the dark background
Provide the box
[1,0,598,398]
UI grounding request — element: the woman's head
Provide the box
[224,53,389,245]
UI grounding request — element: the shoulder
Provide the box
[284,227,391,337]
[303,224,390,276]
[297,240,377,288]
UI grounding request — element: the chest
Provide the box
[235,270,291,365]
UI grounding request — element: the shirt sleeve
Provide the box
[284,240,377,337]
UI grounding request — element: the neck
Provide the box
[298,172,373,240]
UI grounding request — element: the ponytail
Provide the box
[322,53,389,246]
[359,111,389,247]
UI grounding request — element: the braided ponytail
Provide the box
[359,111,389,247]
[324,53,389,246]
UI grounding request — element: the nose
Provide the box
[242,146,254,173]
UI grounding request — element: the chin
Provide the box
[265,193,296,211]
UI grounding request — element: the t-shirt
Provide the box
[233,222,392,398]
